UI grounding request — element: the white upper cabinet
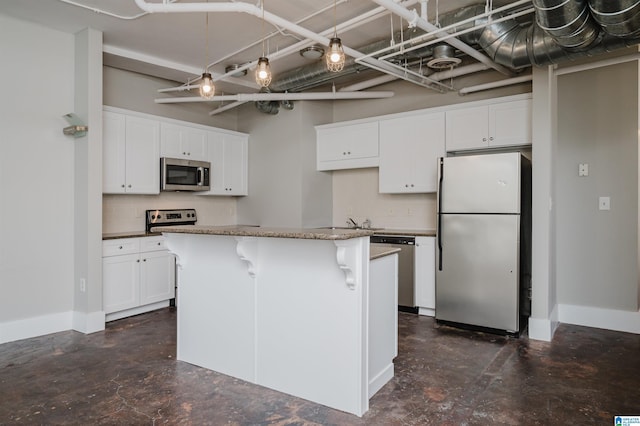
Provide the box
[202,131,248,196]
[378,112,445,193]
[103,111,160,194]
[445,97,532,152]
[316,121,379,171]
[160,122,208,160]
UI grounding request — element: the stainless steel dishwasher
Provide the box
[370,234,417,313]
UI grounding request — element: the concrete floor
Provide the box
[1,308,638,425]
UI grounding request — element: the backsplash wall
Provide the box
[332,168,436,230]
[103,193,237,233]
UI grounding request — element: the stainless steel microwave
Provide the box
[160,157,210,192]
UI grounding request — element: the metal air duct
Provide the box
[589,0,640,37]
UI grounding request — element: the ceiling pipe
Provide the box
[338,75,399,91]
[428,62,491,80]
[155,91,395,104]
[370,0,515,76]
[209,101,248,116]
[458,74,533,94]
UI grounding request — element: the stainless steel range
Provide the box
[145,208,197,233]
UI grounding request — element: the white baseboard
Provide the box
[418,307,435,317]
[0,310,107,344]
[0,311,73,344]
[558,304,640,335]
[72,310,106,334]
[528,304,559,342]
[105,300,170,322]
[368,363,394,399]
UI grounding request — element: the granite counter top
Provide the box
[370,246,401,260]
[102,231,162,240]
[373,228,436,237]
[153,225,375,240]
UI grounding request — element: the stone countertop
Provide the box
[153,225,375,240]
[370,246,401,260]
[373,228,436,237]
[102,231,162,240]
[103,227,436,240]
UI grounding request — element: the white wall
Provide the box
[236,101,333,228]
[556,61,638,311]
[104,66,238,130]
[332,168,436,230]
[0,16,76,340]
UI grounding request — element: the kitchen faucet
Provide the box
[347,217,359,228]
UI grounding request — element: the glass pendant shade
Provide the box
[199,72,215,99]
[255,57,272,87]
[326,37,345,72]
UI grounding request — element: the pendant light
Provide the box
[199,6,215,99]
[255,0,272,87]
[326,0,345,72]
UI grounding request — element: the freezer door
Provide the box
[436,214,520,332]
[439,153,521,214]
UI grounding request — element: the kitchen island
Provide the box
[156,225,398,417]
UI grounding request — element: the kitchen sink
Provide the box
[318,226,385,231]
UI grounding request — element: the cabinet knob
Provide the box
[347,151,351,155]
[411,184,414,187]
[482,137,487,142]
[157,242,161,246]
[121,184,125,188]
[489,136,494,141]
[143,259,147,262]
[182,151,186,155]
[127,184,132,188]
[136,259,140,263]
[119,246,123,249]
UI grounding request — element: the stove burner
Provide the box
[146,209,197,233]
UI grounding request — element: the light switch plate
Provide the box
[599,196,610,211]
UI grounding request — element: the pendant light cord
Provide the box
[205,5,209,71]
[261,0,265,57]
[333,0,337,37]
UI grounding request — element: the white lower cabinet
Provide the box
[102,236,175,321]
[415,236,436,316]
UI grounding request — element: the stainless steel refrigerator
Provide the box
[435,152,531,334]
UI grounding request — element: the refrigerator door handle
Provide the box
[437,157,444,271]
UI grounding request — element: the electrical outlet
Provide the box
[80,278,86,292]
[578,163,589,177]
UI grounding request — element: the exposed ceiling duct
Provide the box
[269,0,640,95]
[449,0,640,69]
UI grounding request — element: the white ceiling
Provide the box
[0,0,519,97]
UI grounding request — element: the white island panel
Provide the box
[255,237,368,415]
[169,234,256,383]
